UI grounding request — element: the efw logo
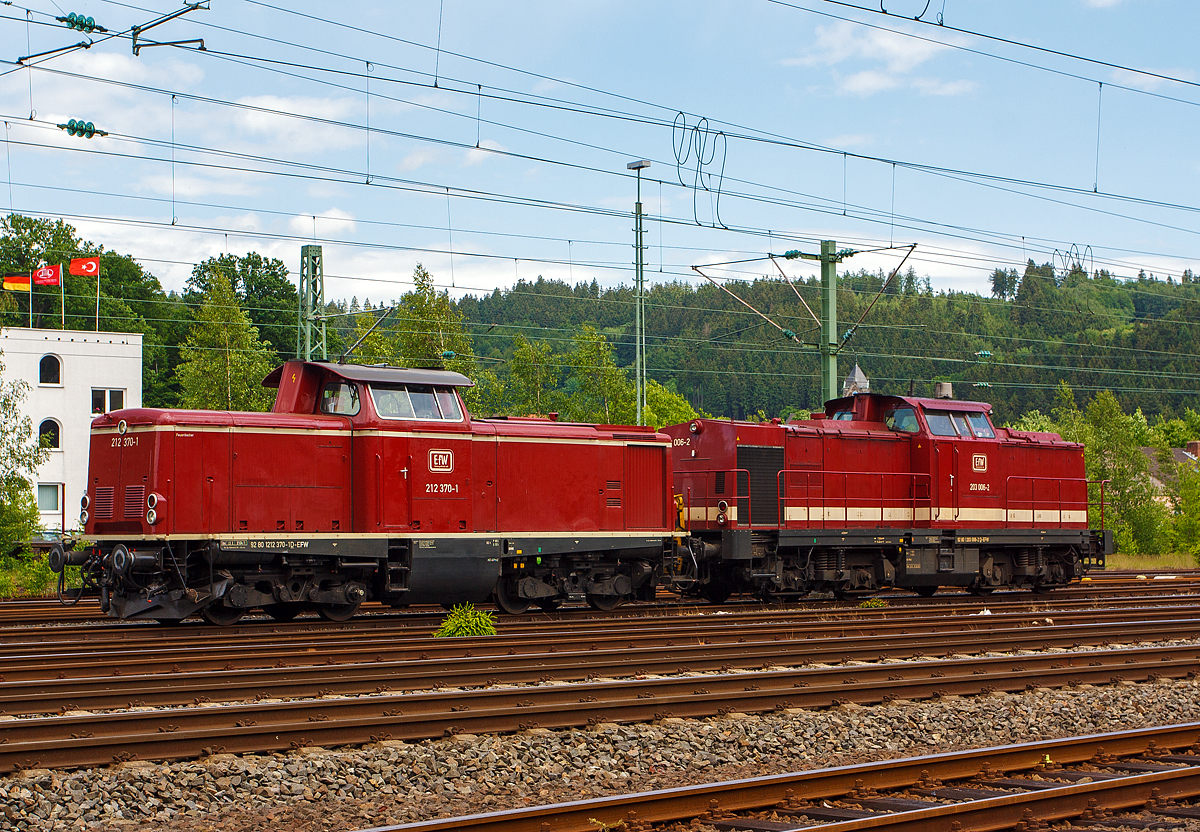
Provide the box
[428,449,454,473]
[972,454,987,472]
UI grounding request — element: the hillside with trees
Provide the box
[4,214,1200,557]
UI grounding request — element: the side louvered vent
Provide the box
[606,497,621,508]
[606,480,621,490]
[124,485,146,519]
[94,487,115,519]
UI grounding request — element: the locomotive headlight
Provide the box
[147,492,162,509]
[79,509,89,525]
[80,493,89,511]
[717,500,729,513]
[689,421,703,434]
[717,512,728,525]
[146,508,158,525]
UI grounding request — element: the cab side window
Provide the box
[831,410,855,421]
[966,411,995,438]
[320,382,360,416]
[924,410,958,437]
[885,406,920,433]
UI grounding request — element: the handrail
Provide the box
[777,470,932,530]
[675,468,751,527]
[1003,476,1109,529]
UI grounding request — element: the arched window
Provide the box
[39,355,60,385]
[39,419,60,450]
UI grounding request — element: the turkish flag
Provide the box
[33,264,61,286]
[70,256,99,276]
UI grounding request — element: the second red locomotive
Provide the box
[54,360,1111,622]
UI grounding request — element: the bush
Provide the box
[0,550,56,598]
[433,603,497,638]
[857,597,888,608]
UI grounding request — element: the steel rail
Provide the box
[353,723,1200,832]
[0,643,1196,773]
[4,620,1200,714]
[4,609,1200,683]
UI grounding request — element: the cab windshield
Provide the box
[924,408,995,438]
[369,384,464,421]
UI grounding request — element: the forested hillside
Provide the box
[3,214,1200,426]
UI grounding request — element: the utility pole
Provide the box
[783,240,853,404]
[297,245,327,361]
[627,160,651,425]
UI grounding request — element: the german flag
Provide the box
[2,273,30,291]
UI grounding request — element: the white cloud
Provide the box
[785,20,974,99]
[787,21,948,74]
[912,78,977,96]
[1083,0,1125,7]
[463,138,508,167]
[399,147,447,172]
[289,208,357,237]
[839,70,901,96]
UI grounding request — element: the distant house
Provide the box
[842,363,870,396]
[1140,442,1200,505]
[0,327,143,535]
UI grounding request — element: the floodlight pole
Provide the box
[628,160,651,425]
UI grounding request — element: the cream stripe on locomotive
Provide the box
[779,506,1089,524]
[93,424,666,447]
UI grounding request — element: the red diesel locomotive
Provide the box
[664,391,1109,602]
[51,360,1110,623]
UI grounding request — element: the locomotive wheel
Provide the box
[536,598,563,611]
[264,602,305,622]
[585,593,624,611]
[493,580,531,615]
[968,584,995,596]
[318,602,361,622]
[914,586,938,597]
[200,602,245,626]
[1031,583,1057,595]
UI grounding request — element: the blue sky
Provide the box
[2,0,1198,304]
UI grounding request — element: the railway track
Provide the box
[4,614,1200,713]
[356,722,1200,832]
[2,623,1199,773]
[6,597,1200,679]
[0,568,1196,626]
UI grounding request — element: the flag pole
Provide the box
[95,268,99,332]
[27,269,31,328]
[60,263,64,329]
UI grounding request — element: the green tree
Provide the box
[395,264,474,371]
[508,336,559,415]
[190,253,298,361]
[644,379,700,428]
[175,271,276,411]
[1172,463,1200,560]
[0,352,48,555]
[561,327,634,424]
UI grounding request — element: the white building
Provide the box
[0,327,143,535]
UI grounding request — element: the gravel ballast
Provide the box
[2,677,1199,832]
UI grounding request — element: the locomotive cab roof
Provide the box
[820,392,993,422]
[262,360,474,389]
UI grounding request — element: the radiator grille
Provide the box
[93,487,115,519]
[714,471,726,495]
[737,445,785,526]
[124,485,146,519]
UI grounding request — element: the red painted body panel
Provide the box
[663,393,1090,533]
[84,361,673,540]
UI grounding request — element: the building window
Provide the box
[38,419,60,450]
[92,388,126,414]
[37,484,60,512]
[39,355,61,385]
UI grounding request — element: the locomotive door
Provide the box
[408,433,471,533]
[378,433,411,530]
